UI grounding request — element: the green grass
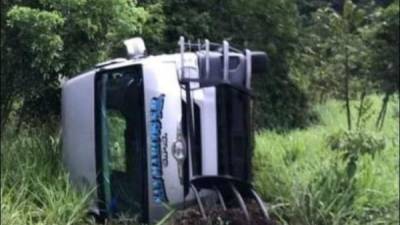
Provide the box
[1,95,399,225]
[0,125,96,225]
[253,95,399,225]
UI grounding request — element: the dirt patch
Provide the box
[168,201,276,225]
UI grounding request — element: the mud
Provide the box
[168,201,276,225]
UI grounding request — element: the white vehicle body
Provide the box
[62,37,267,223]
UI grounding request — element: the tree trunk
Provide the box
[379,100,388,130]
[376,92,390,130]
[344,47,352,130]
[356,90,366,129]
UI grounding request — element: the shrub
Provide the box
[327,130,385,177]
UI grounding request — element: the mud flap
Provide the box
[190,175,270,225]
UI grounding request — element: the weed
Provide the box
[1,95,398,225]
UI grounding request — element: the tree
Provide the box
[162,0,314,129]
[367,0,399,129]
[1,0,150,129]
[291,0,375,130]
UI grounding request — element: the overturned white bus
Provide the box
[62,37,269,224]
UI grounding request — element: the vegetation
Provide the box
[1,96,398,225]
[253,95,399,225]
[1,0,399,224]
[1,0,149,128]
[2,0,398,130]
[1,125,93,225]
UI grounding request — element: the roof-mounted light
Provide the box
[123,37,146,59]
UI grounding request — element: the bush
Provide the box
[327,130,386,157]
[327,130,385,177]
[253,72,318,130]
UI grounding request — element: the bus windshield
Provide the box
[95,65,147,221]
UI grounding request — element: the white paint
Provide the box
[193,87,218,176]
[61,70,97,194]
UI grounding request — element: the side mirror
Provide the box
[251,52,268,74]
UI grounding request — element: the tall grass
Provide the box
[253,95,399,225]
[1,126,93,225]
[1,95,398,225]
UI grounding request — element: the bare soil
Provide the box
[168,201,276,225]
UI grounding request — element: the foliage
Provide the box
[327,129,385,176]
[327,130,385,158]
[2,96,397,225]
[107,112,127,172]
[366,0,399,95]
[253,95,399,225]
[1,0,398,131]
[4,0,397,131]
[138,0,166,55]
[1,0,316,131]
[1,0,150,128]
[1,0,399,224]
[290,0,399,131]
[162,0,314,129]
[291,0,373,101]
[1,125,95,225]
